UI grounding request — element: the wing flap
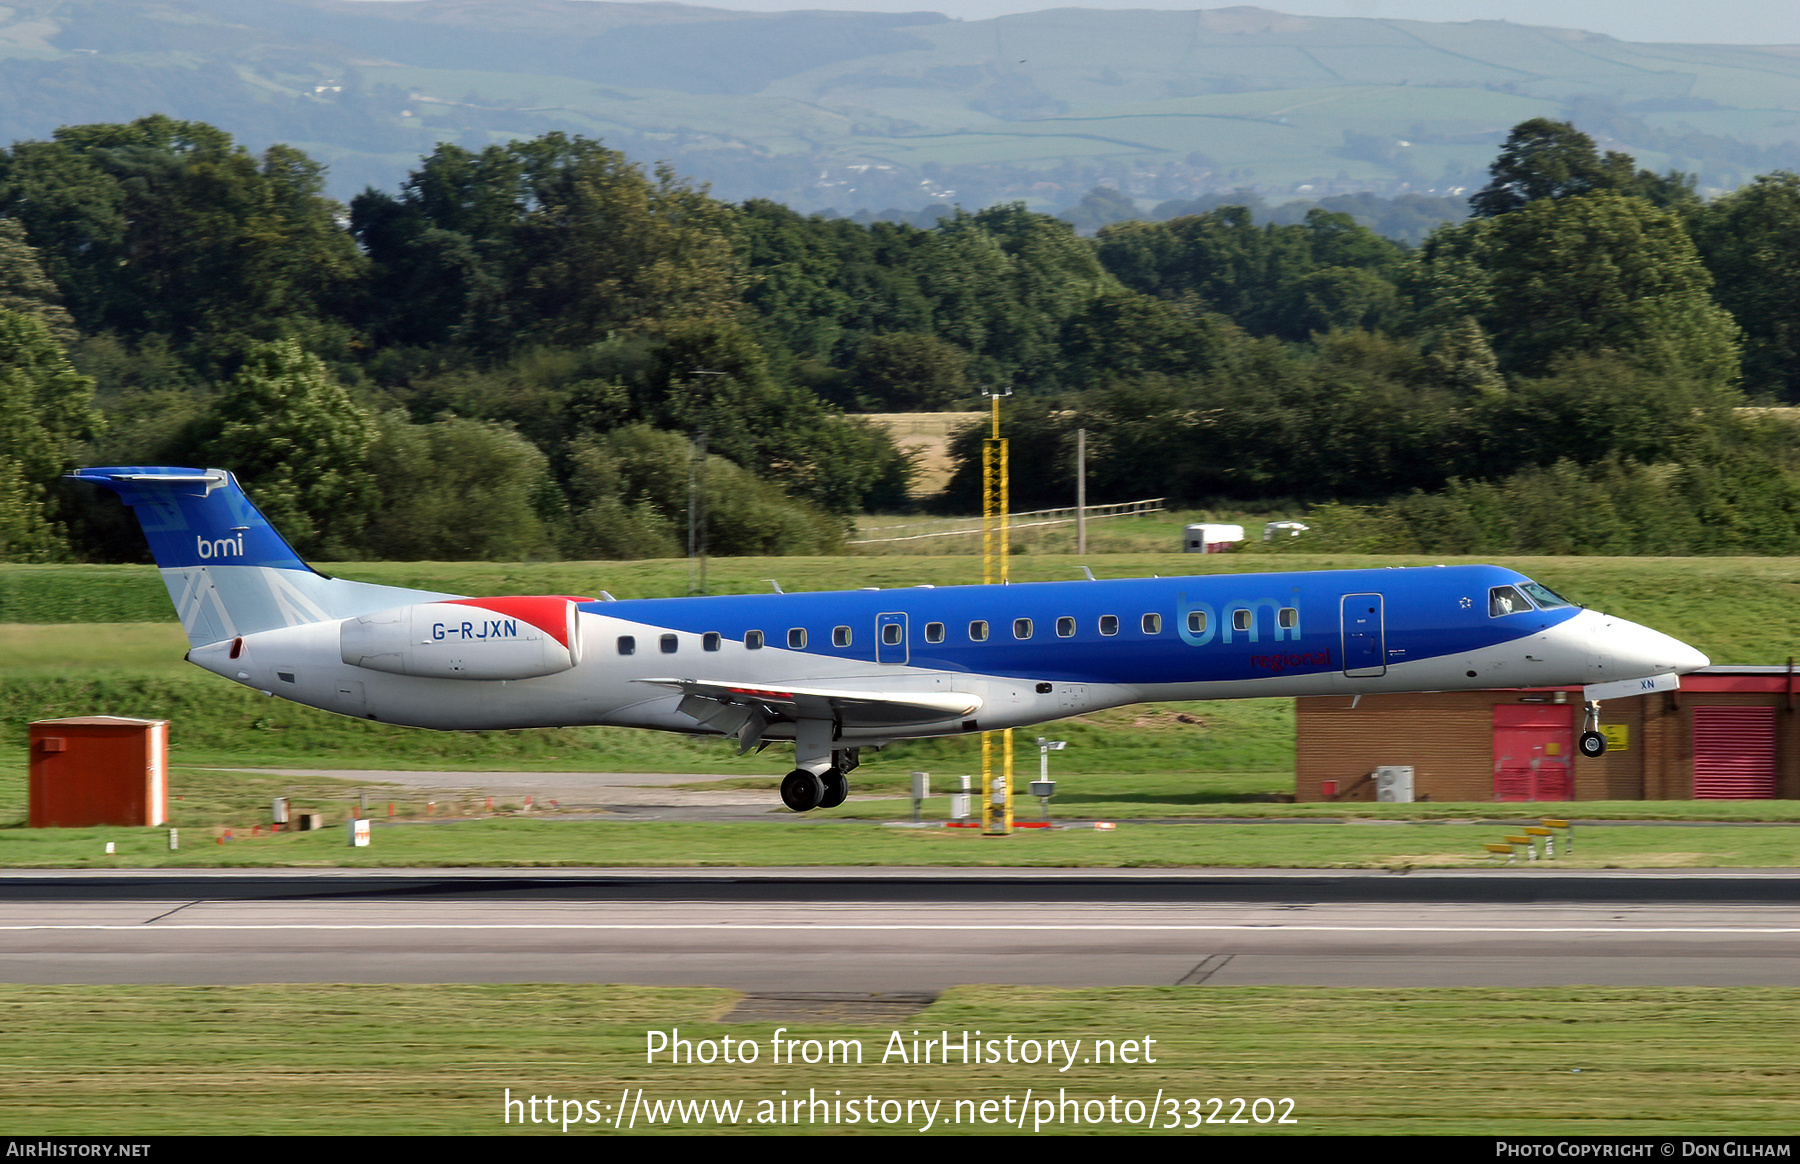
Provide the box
[638,677,982,727]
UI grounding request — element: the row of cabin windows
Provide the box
[613,607,1300,655]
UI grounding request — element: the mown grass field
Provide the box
[4,811,1796,870]
[6,983,1797,1135]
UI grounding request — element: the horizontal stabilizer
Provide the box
[70,465,459,644]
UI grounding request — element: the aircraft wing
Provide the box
[636,677,982,749]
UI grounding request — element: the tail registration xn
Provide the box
[74,466,1708,812]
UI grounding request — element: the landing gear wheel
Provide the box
[781,769,826,812]
[818,766,849,810]
[1578,731,1607,758]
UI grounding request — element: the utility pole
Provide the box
[687,427,708,596]
[686,369,726,596]
[1077,427,1087,556]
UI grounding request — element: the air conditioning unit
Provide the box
[1375,765,1415,803]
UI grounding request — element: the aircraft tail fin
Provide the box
[70,466,458,647]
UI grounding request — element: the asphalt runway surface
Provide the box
[4,868,1798,990]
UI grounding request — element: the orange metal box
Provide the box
[28,716,169,827]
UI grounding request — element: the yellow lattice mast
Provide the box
[981,386,1014,835]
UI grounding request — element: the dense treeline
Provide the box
[2,114,1800,561]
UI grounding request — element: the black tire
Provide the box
[1578,731,1607,758]
[781,769,825,812]
[818,767,849,809]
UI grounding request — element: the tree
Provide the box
[353,135,745,355]
[559,425,844,558]
[1694,172,1800,400]
[1478,193,1739,382]
[846,332,968,410]
[0,307,100,504]
[1469,119,1629,218]
[1059,291,1223,384]
[1422,317,1504,397]
[0,218,77,348]
[0,117,362,353]
[363,414,554,561]
[1414,193,1740,383]
[0,308,101,559]
[191,340,376,557]
[0,454,57,561]
[1091,207,1401,342]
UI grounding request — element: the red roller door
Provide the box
[1692,706,1777,799]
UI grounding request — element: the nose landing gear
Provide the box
[1578,700,1608,758]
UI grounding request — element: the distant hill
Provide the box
[1,0,1795,214]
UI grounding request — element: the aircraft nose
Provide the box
[1601,616,1710,677]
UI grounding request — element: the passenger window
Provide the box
[1232,609,1250,632]
[660,634,678,654]
[1142,613,1162,634]
[1489,586,1531,617]
[1056,616,1075,638]
[1013,618,1033,640]
[702,632,721,652]
[1187,611,1206,634]
[969,620,989,642]
[833,625,851,648]
[1099,615,1119,637]
[1278,608,1298,629]
[925,622,945,644]
[883,623,903,646]
[788,628,807,649]
[745,630,763,650]
[617,635,636,656]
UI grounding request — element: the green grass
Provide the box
[4,812,1793,869]
[0,623,192,675]
[5,984,1797,1134]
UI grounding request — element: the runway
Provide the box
[4,868,1797,990]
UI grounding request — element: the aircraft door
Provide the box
[1341,593,1386,677]
[876,612,909,664]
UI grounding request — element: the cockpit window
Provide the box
[1518,581,1573,610]
[1488,585,1532,617]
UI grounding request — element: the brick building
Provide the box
[1295,667,1797,802]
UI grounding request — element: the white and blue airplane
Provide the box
[73,466,1710,811]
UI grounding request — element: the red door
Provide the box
[1493,705,1574,802]
[1692,706,1777,799]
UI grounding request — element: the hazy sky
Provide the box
[614,0,1800,46]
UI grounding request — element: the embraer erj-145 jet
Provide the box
[74,467,1709,812]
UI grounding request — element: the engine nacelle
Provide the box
[339,597,584,680]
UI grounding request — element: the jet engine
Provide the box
[339,597,584,680]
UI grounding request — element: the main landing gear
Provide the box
[1578,699,1608,758]
[780,748,859,812]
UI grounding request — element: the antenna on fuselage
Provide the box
[764,579,784,594]
[1079,566,1096,581]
